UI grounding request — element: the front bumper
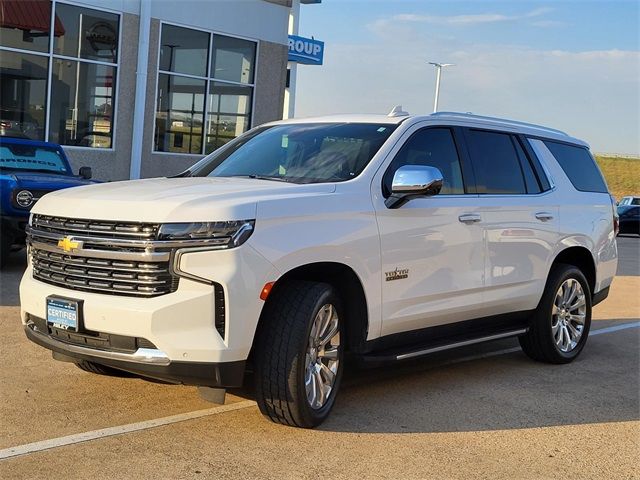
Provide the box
[24,321,245,387]
[20,243,281,385]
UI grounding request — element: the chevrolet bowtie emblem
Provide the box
[57,236,81,253]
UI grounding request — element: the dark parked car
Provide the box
[617,204,640,236]
[0,137,96,267]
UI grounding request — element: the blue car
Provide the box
[0,137,96,267]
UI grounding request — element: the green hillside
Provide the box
[595,155,639,201]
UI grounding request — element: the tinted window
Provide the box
[544,141,608,193]
[384,128,465,195]
[465,129,526,194]
[513,137,541,194]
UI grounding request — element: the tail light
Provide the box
[0,121,12,129]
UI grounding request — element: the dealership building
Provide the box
[0,0,319,180]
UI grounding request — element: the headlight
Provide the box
[16,190,34,208]
[158,220,255,248]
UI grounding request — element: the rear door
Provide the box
[461,128,559,315]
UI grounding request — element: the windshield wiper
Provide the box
[229,174,290,183]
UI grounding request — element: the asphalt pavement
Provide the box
[0,237,638,479]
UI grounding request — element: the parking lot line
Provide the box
[0,400,257,461]
[1,321,638,462]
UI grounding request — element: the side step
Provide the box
[359,328,528,366]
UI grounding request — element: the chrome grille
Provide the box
[32,214,159,239]
[28,215,176,298]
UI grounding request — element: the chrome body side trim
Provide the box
[395,329,528,360]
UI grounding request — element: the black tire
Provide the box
[519,263,592,364]
[254,281,344,428]
[0,234,11,270]
[75,360,133,377]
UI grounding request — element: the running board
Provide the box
[358,328,528,366]
[395,328,528,360]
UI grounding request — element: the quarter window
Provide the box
[384,128,465,196]
[154,24,256,155]
[465,129,526,194]
[542,140,608,193]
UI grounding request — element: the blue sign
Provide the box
[288,35,324,65]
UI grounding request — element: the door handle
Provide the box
[458,213,481,224]
[535,212,554,222]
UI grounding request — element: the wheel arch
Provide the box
[249,262,370,362]
[550,246,596,296]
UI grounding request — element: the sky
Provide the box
[296,0,640,154]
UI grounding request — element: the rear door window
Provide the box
[542,140,608,193]
[464,129,526,194]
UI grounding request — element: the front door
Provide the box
[372,125,485,337]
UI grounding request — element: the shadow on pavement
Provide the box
[315,326,639,434]
[0,249,26,306]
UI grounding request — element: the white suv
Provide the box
[20,111,618,428]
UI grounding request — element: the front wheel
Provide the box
[519,264,592,364]
[254,281,344,428]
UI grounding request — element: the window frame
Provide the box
[0,0,122,150]
[152,20,259,156]
[381,125,476,197]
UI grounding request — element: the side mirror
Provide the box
[385,165,443,209]
[79,166,92,180]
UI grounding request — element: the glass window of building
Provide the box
[49,60,115,148]
[154,74,205,154]
[205,83,252,152]
[53,3,119,63]
[0,51,49,140]
[159,25,209,77]
[0,1,119,148]
[210,35,256,84]
[0,0,56,53]
[154,24,256,155]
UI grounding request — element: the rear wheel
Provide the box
[254,281,344,428]
[519,264,592,364]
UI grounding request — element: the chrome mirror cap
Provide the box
[386,165,444,209]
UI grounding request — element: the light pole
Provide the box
[428,62,455,113]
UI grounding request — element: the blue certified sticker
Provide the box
[46,297,79,330]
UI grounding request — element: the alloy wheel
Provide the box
[304,303,340,409]
[551,278,586,352]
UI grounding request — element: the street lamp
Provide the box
[428,62,455,113]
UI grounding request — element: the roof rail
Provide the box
[430,111,569,137]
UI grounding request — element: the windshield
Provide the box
[189,123,397,184]
[0,142,70,174]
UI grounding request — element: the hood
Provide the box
[32,177,336,222]
[11,172,93,188]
